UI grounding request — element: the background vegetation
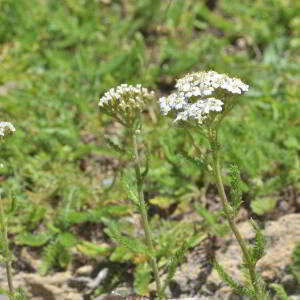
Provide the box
[0,0,300,297]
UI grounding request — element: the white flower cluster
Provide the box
[0,122,16,137]
[99,84,155,114]
[174,98,224,123]
[175,71,249,97]
[159,71,249,125]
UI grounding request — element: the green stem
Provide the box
[5,261,15,300]
[0,197,15,300]
[209,132,259,299]
[131,133,162,298]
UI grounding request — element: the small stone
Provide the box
[23,273,83,300]
[282,274,298,293]
[261,269,276,281]
[215,286,235,300]
[75,265,93,276]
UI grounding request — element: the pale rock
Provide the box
[75,265,93,276]
[22,272,83,300]
[206,214,300,299]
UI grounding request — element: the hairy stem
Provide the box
[0,197,15,300]
[209,132,259,299]
[131,133,162,298]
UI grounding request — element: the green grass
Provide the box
[0,0,300,296]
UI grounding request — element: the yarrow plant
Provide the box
[0,122,16,138]
[99,73,269,300]
[99,84,155,127]
[99,84,190,299]
[99,84,163,297]
[159,71,248,126]
[0,122,18,300]
[159,71,269,300]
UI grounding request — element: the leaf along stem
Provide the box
[208,130,260,300]
[0,196,15,300]
[131,132,162,298]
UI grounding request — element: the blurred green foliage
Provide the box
[0,0,300,293]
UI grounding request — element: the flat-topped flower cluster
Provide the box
[159,71,249,126]
[0,122,16,138]
[99,84,155,123]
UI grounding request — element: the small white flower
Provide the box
[174,111,188,123]
[0,122,16,137]
[159,93,187,115]
[175,71,249,97]
[173,98,224,124]
[99,84,155,122]
[159,70,248,126]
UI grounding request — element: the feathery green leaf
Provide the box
[214,260,256,298]
[178,149,207,170]
[195,205,229,237]
[270,284,290,300]
[134,263,152,295]
[39,240,61,275]
[229,164,243,215]
[249,218,266,264]
[105,137,130,157]
[162,241,188,292]
[102,217,153,258]
[121,170,139,206]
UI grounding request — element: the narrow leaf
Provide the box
[105,137,129,156]
[229,164,243,213]
[270,284,290,300]
[15,232,51,247]
[178,149,207,170]
[249,219,266,263]
[214,260,256,298]
[162,242,188,292]
[77,241,110,258]
[101,217,152,258]
[121,170,139,205]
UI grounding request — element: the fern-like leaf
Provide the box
[134,263,152,295]
[249,218,266,264]
[39,240,61,275]
[240,259,270,300]
[101,217,152,258]
[195,205,229,237]
[270,284,290,300]
[105,137,131,157]
[23,204,46,230]
[0,222,10,260]
[229,164,243,215]
[214,260,256,298]
[141,145,150,180]
[58,246,71,268]
[15,287,28,300]
[56,186,78,230]
[121,170,139,206]
[162,242,188,293]
[178,149,207,170]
